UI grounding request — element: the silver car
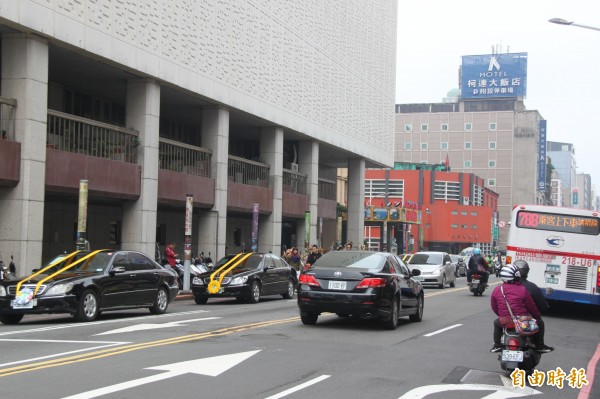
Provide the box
[407,251,457,289]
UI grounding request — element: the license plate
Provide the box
[501,350,524,362]
[328,280,347,290]
[546,264,561,273]
[545,276,559,285]
[11,299,36,309]
[472,279,480,284]
[413,276,424,282]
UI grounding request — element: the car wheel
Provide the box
[194,295,208,304]
[74,289,99,322]
[300,311,318,325]
[0,314,24,325]
[383,298,399,330]
[409,294,424,322]
[438,275,446,289]
[282,279,295,299]
[150,287,169,314]
[247,281,261,303]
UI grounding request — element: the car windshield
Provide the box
[214,254,263,271]
[409,253,442,265]
[311,251,385,269]
[40,252,111,274]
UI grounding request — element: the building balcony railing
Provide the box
[0,96,17,140]
[47,110,139,163]
[283,169,307,195]
[228,155,270,188]
[318,178,336,200]
[159,138,212,178]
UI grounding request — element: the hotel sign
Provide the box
[537,120,547,191]
[461,53,527,99]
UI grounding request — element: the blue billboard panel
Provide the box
[537,120,547,191]
[461,53,527,99]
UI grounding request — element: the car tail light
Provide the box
[356,278,387,288]
[505,255,512,264]
[299,274,320,287]
[508,337,520,351]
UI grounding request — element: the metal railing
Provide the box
[228,155,270,187]
[159,138,212,177]
[283,169,307,195]
[47,110,139,163]
[318,178,336,200]
[0,97,17,140]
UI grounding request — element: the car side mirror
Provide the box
[411,268,421,276]
[111,266,126,275]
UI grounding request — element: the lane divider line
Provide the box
[264,375,331,399]
[424,324,462,337]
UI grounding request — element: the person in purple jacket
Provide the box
[490,264,552,353]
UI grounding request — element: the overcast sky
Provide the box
[396,0,600,188]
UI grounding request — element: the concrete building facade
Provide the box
[395,99,546,251]
[0,1,397,272]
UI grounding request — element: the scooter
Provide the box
[469,273,487,296]
[493,261,503,277]
[173,258,205,290]
[498,325,541,374]
[0,255,16,282]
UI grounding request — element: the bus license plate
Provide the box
[545,276,559,285]
[501,350,523,362]
[328,281,347,290]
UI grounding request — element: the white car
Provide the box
[407,251,457,289]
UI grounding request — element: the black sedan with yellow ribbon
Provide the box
[191,252,297,304]
[0,250,179,324]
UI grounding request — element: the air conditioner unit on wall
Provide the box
[291,163,299,172]
[463,197,469,205]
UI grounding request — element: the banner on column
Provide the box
[251,203,259,252]
[304,211,311,249]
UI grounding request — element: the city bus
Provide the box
[506,204,600,306]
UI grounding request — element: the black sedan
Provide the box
[0,250,179,324]
[297,250,424,329]
[191,252,297,304]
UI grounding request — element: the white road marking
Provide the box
[423,324,462,337]
[0,342,128,368]
[62,350,261,399]
[0,310,211,337]
[397,383,541,398]
[95,317,221,335]
[264,375,331,399]
[0,338,125,344]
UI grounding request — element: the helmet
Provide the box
[473,248,481,255]
[513,259,530,279]
[500,264,521,283]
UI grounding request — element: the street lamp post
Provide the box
[549,18,600,32]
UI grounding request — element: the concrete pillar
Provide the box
[347,158,365,249]
[0,34,48,273]
[298,140,319,248]
[197,107,229,260]
[121,79,160,256]
[259,126,283,254]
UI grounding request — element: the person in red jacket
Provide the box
[164,242,178,268]
[490,264,551,353]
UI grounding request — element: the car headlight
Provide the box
[0,286,6,296]
[230,276,248,285]
[44,282,74,296]
[192,277,204,285]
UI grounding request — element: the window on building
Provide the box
[473,184,484,206]
[441,123,448,131]
[488,178,496,186]
[451,211,458,215]
[489,141,496,149]
[441,142,448,150]
[421,142,428,150]
[461,211,468,216]
[462,224,469,229]
[451,224,458,228]
[489,122,497,130]
[404,142,412,150]
[434,181,461,201]
[465,123,472,130]
[471,211,478,216]
[421,124,428,132]
[464,160,472,168]
[404,124,412,132]
[464,142,472,149]
[472,225,478,229]
[489,160,496,168]
[364,179,404,200]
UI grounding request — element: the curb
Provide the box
[175,292,193,301]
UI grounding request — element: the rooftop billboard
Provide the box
[461,53,527,99]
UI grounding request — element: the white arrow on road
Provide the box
[94,317,221,335]
[62,350,261,399]
[397,383,541,399]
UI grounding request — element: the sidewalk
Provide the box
[175,291,193,301]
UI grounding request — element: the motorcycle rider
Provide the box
[514,259,554,353]
[490,264,546,353]
[467,248,489,286]
[165,242,178,268]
